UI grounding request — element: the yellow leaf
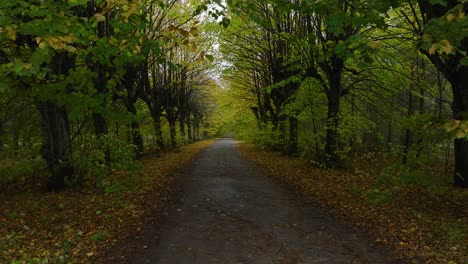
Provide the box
[64,45,77,53]
[93,13,106,22]
[134,45,141,54]
[7,27,16,41]
[440,39,454,54]
[428,45,438,55]
[368,41,380,49]
[447,13,456,21]
[39,42,47,49]
[190,27,200,37]
[35,37,42,44]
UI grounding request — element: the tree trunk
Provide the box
[36,101,74,191]
[449,74,468,188]
[323,56,343,166]
[93,113,108,136]
[93,112,110,166]
[152,113,164,150]
[310,106,321,157]
[387,122,393,153]
[179,117,186,144]
[126,103,144,158]
[278,120,286,151]
[169,119,177,148]
[12,129,19,158]
[402,88,415,165]
[287,116,298,155]
[131,121,144,158]
[324,88,340,165]
[0,122,4,152]
[187,115,193,143]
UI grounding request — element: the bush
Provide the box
[74,135,142,193]
[0,158,46,192]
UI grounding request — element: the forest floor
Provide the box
[0,140,215,264]
[238,143,467,264]
[106,138,404,263]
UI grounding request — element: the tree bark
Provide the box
[152,113,164,150]
[323,62,342,165]
[187,115,193,143]
[126,103,144,158]
[179,117,186,144]
[169,119,177,148]
[402,87,415,165]
[450,75,468,188]
[36,101,74,191]
[0,122,4,152]
[287,116,298,155]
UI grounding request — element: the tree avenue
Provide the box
[0,0,467,263]
[1,0,466,188]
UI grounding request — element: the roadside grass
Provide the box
[0,140,215,263]
[237,142,467,264]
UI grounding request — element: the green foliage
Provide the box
[0,158,46,191]
[367,188,393,206]
[75,136,142,193]
[378,151,451,188]
[91,230,109,242]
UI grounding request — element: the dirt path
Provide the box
[126,139,403,264]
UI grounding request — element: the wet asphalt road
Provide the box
[129,139,401,264]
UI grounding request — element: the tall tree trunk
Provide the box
[187,115,193,143]
[36,101,74,191]
[402,87,415,165]
[93,113,108,136]
[12,129,19,158]
[126,103,144,158]
[287,116,298,155]
[278,120,286,151]
[0,122,4,152]
[324,87,340,165]
[323,57,343,166]
[169,119,177,148]
[387,122,393,153]
[195,123,200,141]
[449,73,468,188]
[152,113,164,150]
[179,117,186,144]
[93,112,110,166]
[310,106,321,157]
[130,121,144,158]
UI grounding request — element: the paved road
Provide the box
[129,139,401,264]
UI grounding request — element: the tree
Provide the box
[399,0,468,187]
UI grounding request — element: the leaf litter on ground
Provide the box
[237,142,467,264]
[0,140,215,263]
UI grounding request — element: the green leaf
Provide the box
[205,54,214,62]
[429,0,448,7]
[0,82,8,92]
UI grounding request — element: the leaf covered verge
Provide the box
[0,140,215,263]
[237,143,467,264]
